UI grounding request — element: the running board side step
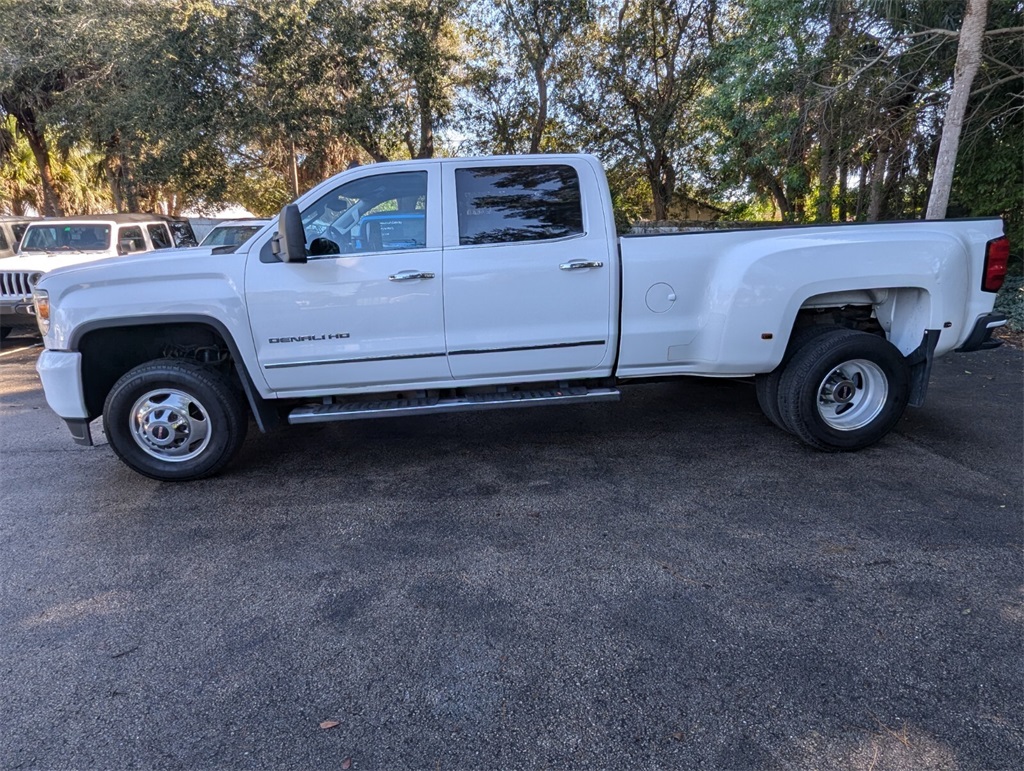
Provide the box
[287,386,621,425]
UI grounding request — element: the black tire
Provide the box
[103,359,248,481]
[755,324,841,432]
[0,326,11,341]
[777,329,910,451]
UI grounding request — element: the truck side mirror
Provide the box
[272,204,307,264]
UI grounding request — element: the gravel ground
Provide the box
[1,335,1021,770]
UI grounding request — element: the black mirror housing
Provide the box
[273,204,307,264]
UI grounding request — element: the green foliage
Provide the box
[994,276,1024,332]
[0,0,1020,228]
[0,115,112,215]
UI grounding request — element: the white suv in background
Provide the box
[0,214,181,340]
[0,217,37,259]
[198,218,271,249]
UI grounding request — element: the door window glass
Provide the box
[147,224,173,249]
[292,171,427,259]
[118,226,146,253]
[455,165,583,246]
[0,229,8,250]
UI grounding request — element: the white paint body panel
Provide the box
[33,154,1004,423]
[245,164,448,394]
[439,157,619,381]
[616,218,1002,377]
[36,350,88,418]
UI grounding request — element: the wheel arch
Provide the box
[792,286,935,353]
[72,315,277,432]
[787,287,939,407]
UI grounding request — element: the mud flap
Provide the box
[906,329,940,407]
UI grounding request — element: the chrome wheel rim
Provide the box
[129,388,212,462]
[816,359,888,431]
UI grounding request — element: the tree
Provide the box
[571,0,717,220]
[0,0,89,215]
[926,0,990,218]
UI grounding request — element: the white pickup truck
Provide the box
[32,155,1009,480]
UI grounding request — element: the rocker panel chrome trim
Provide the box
[288,387,621,424]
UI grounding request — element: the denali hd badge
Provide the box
[269,333,350,343]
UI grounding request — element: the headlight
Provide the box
[28,272,43,287]
[32,288,50,336]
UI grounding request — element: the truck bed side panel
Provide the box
[616,219,1003,378]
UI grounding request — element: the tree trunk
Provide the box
[17,114,62,216]
[868,144,889,221]
[121,152,140,213]
[763,173,792,220]
[817,124,834,222]
[838,161,848,222]
[529,63,548,154]
[926,0,990,219]
[416,86,434,159]
[289,142,300,199]
[105,160,124,213]
[855,161,868,220]
[647,153,675,220]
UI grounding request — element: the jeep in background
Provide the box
[0,214,184,340]
[159,215,199,248]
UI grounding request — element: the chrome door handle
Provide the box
[559,260,604,271]
[389,270,435,281]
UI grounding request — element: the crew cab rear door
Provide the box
[441,159,616,380]
[245,164,450,395]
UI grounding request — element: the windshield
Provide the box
[199,224,263,247]
[20,224,111,252]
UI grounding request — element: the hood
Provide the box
[1,249,118,273]
[36,245,226,290]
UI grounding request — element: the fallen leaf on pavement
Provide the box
[342,758,352,769]
[319,720,340,730]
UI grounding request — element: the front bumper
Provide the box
[0,299,40,329]
[956,313,1007,352]
[36,350,93,445]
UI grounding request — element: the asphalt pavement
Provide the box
[1,330,1021,770]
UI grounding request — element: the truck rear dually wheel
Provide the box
[103,359,247,481]
[777,329,910,451]
[755,324,839,432]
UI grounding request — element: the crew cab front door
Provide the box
[246,165,450,395]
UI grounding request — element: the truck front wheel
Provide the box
[103,359,248,481]
[777,329,910,451]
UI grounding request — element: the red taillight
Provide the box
[983,236,1010,292]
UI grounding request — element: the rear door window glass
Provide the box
[118,226,146,253]
[147,224,173,249]
[455,165,584,246]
